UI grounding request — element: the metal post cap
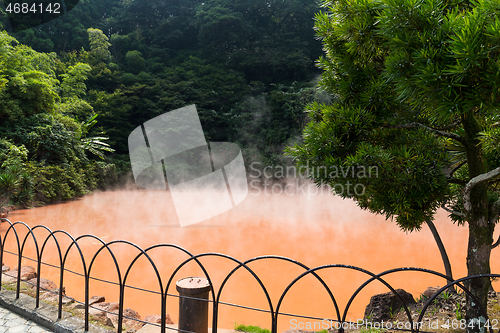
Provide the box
[176,277,211,296]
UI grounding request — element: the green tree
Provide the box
[194,0,322,83]
[60,63,92,98]
[10,0,121,53]
[286,0,500,331]
[0,32,60,122]
[0,140,34,209]
[0,171,20,209]
[0,31,116,205]
[125,50,146,74]
[78,114,115,160]
[87,28,112,62]
[195,3,245,55]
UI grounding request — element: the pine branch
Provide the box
[385,123,464,142]
[449,161,467,177]
[463,167,500,212]
[436,121,461,130]
[447,177,467,185]
[441,204,466,218]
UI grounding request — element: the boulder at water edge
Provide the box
[364,289,416,322]
[423,286,441,298]
[11,266,37,281]
[72,296,106,310]
[106,307,145,331]
[144,314,174,325]
[88,302,110,315]
[27,278,57,291]
[89,295,106,305]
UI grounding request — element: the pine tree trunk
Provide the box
[465,223,493,333]
[462,110,494,333]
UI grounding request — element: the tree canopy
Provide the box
[0,0,328,205]
[0,31,115,205]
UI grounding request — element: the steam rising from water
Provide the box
[3,188,499,330]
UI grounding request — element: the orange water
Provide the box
[2,190,499,331]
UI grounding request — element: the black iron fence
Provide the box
[0,218,498,333]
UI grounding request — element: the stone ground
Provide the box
[0,306,53,333]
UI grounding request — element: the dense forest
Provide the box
[0,0,328,208]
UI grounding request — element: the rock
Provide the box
[106,302,120,313]
[144,315,174,325]
[27,278,57,291]
[73,296,106,310]
[364,289,416,322]
[90,295,106,305]
[144,315,161,324]
[41,294,74,305]
[40,288,66,300]
[89,302,120,317]
[89,302,110,316]
[11,266,37,281]
[39,288,72,305]
[61,296,74,305]
[55,287,66,295]
[40,292,56,300]
[423,286,441,298]
[87,302,145,331]
[2,272,17,283]
[0,206,12,219]
[106,313,119,328]
[124,308,141,321]
[137,324,178,333]
[106,307,144,331]
[89,312,108,326]
[72,303,86,310]
[2,266,37,282]
[125,318,145,330]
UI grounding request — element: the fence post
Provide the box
[176,277,211,333]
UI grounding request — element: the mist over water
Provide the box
[3,189,500,331]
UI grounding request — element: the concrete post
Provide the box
[176,277,211,333]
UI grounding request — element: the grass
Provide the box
[234,325,334,333]
[441,291,451,301]
[430,306,439,316]
[234,324,271,333]
[365,311,374,321]
[234,324,333,333]
[414,295,427,303]
[455,303,464,321]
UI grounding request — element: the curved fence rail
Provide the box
[0,218,498,333]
